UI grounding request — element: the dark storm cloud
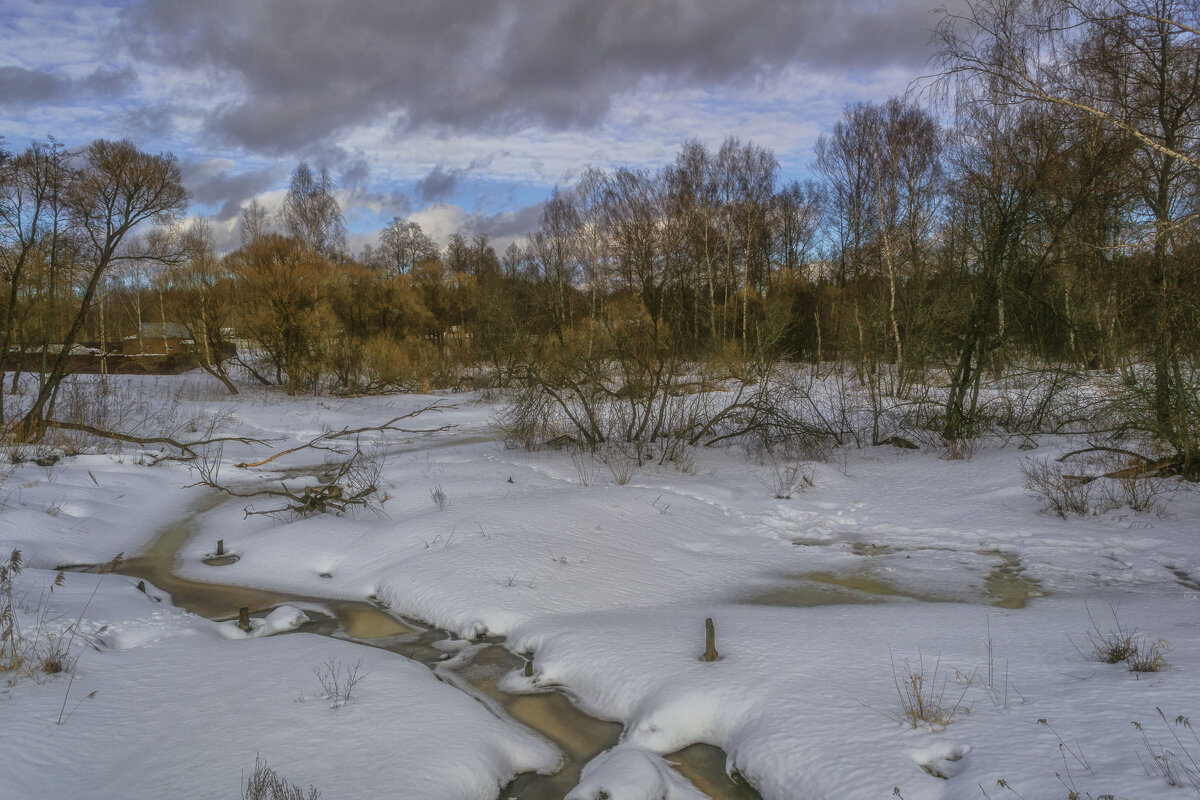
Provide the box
[341,157,371,190]
[182,160,281,221]
[415,164,464,203]
[0,67,69,105]
[0,65,136,108]
[120,0,940,152]
[466,202,547,241]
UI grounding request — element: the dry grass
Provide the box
[1127,638,1171,673]
[865,648,971,732]
[1078,604,1169,673]
[1,550,69,685]
[1134,709,1200,795]
[429,485,449,511]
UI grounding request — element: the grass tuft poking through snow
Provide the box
[1079,603,1170,672]
[865,647,972,731]
[1133,709,1200,794]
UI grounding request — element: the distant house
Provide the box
[122,323,192,356]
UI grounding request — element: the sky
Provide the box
[0,0,948,253]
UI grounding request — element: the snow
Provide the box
[216,604,310,638]
[0,569,559,800]
[3,371,1200,799]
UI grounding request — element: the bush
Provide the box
[1021,457,1093,517]
[242,755,320,800]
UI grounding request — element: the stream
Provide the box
[99,493,763,800]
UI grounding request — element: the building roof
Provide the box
[137,322,190,339]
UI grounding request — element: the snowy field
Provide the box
[2,372,1199,799]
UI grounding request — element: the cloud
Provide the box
[120,0,942,152]
[414,164,464,203]
[0,65,136,108]
[181,158,282,221]
[410,200,545,250]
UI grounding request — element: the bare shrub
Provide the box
[760,452,816,499]
[242,755,321,800]
[313,656,368,709]
[939,435,982,462]
[1021,457,1093,517]
[1029,448,1179,517]
[600,444,638,485]
[568,446,601,486]
[990,367,1100,438]
[652,434,696,471]
[1094,469,1174,516]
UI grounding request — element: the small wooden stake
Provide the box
[216,539,225,556]
[237,606,252,632]
[703,617,719,662]
[136,580,146,594]
[524,659,533,677]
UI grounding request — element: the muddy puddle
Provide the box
[751,545,1043,609]
[85,493,760,800]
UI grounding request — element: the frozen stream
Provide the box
[86,492,764,800]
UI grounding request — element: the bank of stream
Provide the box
[103,493,763,800]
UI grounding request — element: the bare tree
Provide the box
[171,218,240,394]
[936,0,1200,458]
[240,196,271,246]
[531,189,581,341]
[16,140,187,438]
[771,179,822,277]
[278,162,346,261]
[376,216,437,277]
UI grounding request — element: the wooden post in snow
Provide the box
[703,617,719,662]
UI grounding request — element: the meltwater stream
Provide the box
[97,493,763,800]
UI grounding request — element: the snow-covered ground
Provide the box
[2,373,1199,799]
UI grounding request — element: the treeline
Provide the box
[1,0,1197,467]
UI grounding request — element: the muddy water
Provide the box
[103,494,760,800]
[749,546,1043,609]
[670,744,763,800]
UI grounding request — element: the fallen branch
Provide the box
[235,402,455,469]
[1057,445,1154,464]
[1058,445,1193,483]
[42,419,270,462]
[195,444,383,517]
